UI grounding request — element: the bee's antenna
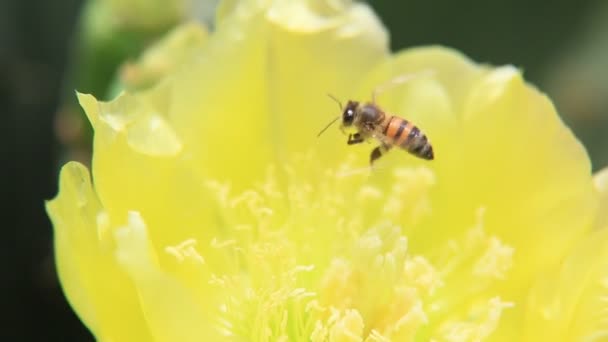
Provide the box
[317,116,340,137]
[317,93,343,138]
[327,93,343,111]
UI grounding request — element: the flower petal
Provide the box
[113,211,222,341]
[119,22,209,92]
[170,0,389,189]
[457,66,595,340]
[45,162,153,341]
[359,45,487,118]
[523,227,608,341]
[458,67,596,276]
[77,92,227,272]
[168,2,276,190]
[593,167,608,229]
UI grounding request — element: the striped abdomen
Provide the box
[382,116,434,160]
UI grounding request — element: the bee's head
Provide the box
[342,101,359,127]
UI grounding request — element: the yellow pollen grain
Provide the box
[473,237,514,279]
[211,238,238,249]
[165,239,205,264]
[404,256,444,296]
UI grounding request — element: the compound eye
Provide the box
[343,109,355,125]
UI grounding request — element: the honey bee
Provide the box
[318,73,434,166]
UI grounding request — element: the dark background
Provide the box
[1,0,606,340]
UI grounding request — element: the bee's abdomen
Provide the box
[383,116,434,160]
[403,126,434,160]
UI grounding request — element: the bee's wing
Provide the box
[372,69,436,102]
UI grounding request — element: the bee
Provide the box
[318,73,434,166]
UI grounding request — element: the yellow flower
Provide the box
[46,0,606,341]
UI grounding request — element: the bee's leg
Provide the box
[347,133,365,145]
[370,144,392,166]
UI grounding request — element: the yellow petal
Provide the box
[168,3,275,190]
[593,167,608,229]
[359,45,487,115]
[523,227,608,341]
[113,211,222,341]
[45,162,153,341]
[459,66,596,277]
[169,0,389,190]
[76,91,227,273]
[455,63,595,340]
[119,22,209,91]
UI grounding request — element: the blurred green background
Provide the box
[1,0,606,340]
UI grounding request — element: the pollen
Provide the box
[473,237,514,280]
[165,239,205,265]
[185,157,514,340]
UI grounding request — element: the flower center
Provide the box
[161,154,515,340]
